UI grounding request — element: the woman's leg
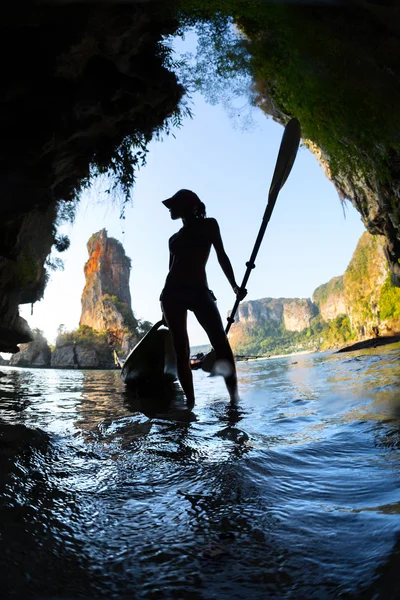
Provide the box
[192,293,239,402]
[161,300,195,406]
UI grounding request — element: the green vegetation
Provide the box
[321,315,355,347]
[16,250,39,286]
[379,276,400,321]
[344,233,385,324]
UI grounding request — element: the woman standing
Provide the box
[160,189,246,406]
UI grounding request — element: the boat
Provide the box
[190,352,205,370]
[119,320,177,387]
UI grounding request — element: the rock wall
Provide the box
[343,232,400,337]
[0,203,57,352]
[282,299,317,332]
[51,343,115,370]
[9,330,51,368]
[235,299,283,325]
[313,276,346,322]
[234,297,316,333]
[229,296,317,350]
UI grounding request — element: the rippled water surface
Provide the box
[1,344,400,599]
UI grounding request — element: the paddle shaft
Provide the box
[200,118,301,373]
[224,118,301,335]
[225,190,278,335]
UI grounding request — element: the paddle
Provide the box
[202,117,301,373]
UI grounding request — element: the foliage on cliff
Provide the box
[379,276,400,322]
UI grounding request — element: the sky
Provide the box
[18,89,366,348]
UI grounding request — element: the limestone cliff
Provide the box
[9,330,51,368]
[344,232,400,337]
[80,229,139,354]
[233,298,316,332]
[313,277,346,322]
[229,231,400,356]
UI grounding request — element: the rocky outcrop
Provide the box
[235,298,283,325]
[282,299,317,332]
[9,330,51,368]
[80,229,138,354]
[51,343,114,370]
[229,297,318,352]
[0,2,183,351]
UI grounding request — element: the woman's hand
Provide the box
[233,285,247,301]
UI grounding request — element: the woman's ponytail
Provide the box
[194,201,206,219]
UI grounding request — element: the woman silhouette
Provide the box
[160,189,246,405]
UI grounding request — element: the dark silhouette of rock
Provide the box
[0,3,183,351]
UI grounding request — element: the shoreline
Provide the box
[3,335,400,371]
[236,333,400,363]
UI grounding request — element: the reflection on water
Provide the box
[1,343,400,598]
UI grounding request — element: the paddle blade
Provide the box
[268,118,301,200]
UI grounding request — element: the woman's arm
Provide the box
[208,219,247,300]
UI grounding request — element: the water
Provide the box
[1,343,400,599]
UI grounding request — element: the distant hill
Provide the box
[228,232,400,356]
[190,343,212,355]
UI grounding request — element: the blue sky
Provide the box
[19,92,366,347]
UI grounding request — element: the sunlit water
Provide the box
[1,344,400,599]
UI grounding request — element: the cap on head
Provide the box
[162,189,201,210]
